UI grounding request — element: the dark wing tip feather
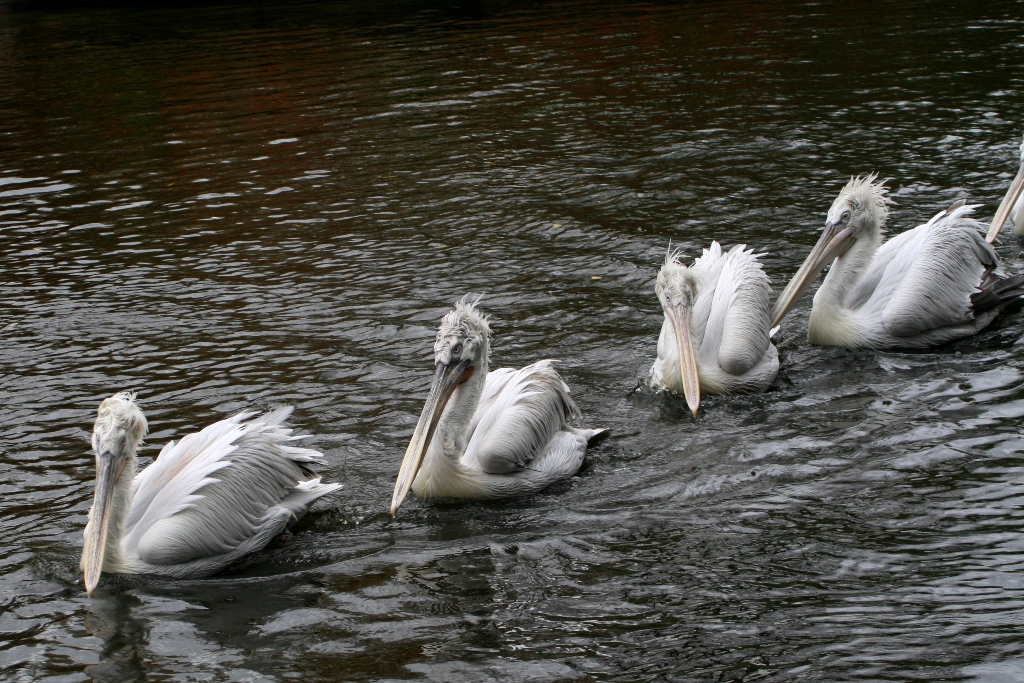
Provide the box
[586,428,611,447]
[971,271,1024,314]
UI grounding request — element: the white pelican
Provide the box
[771,174,1024,349]
[389,298,606,516]
[985,134,1024,242]
[82,392,340,596]
[649,241,779,416]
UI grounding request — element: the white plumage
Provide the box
[390,299,606,515]
[81,393,340,595]
[772,175,1024,349]
[649,242,779,415]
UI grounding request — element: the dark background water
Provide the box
[3,1,1024,681]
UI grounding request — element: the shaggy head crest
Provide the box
[656,244,699,308]
[828,173,893,232]
[92,391,148,458]
[434,296,491,366]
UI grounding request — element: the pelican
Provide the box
[389,298,606,516]
[649,241,779,415]
[985,134,1024,242]
[81,392,340,596]
[770,174,1024,349]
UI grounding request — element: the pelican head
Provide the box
[771,174,891,327]
[390,298,490,516]
[655,249,701,416]
[986,133,1024,241]
[82,392,148,596]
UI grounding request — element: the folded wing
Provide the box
[124,408,339,568]
[876,206,994,338]
[693,242,773,376]
[461,361,581,475]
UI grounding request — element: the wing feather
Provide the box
[126,416,248,540]
[461,360,580,475]
[124,408,338,567]
[690,243,773,375]
[714,245,773,375]
[843,226,923,311]
[690,241,727,347]
[879,206,993,337]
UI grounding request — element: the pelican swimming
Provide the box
[771,174,1024,349]
[390,298,606,516]
[985,134,1024,242]
[649,241,779,415]
[82,392,340,595]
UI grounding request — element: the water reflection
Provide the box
[3,0,1024,681]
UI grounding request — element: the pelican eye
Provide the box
[450,342,463,358]
[841,210,851,223]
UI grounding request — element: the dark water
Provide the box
[3,0,1024,680]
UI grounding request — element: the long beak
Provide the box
[770,223,857,328]
[985,163,1024,243]
[665,302,700,417]
[82,453,121,596]
[390,359,472,517]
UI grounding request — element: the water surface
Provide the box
[3,1,1024,681]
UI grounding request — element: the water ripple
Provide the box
[3,0,1024,681]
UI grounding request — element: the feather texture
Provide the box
[86,395,340,582]
[651,241,779,396]
[463,361,580,475]
[402,299,606,505]
[808,191,1023,349]
[880,206,993,337]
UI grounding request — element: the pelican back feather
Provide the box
[125,408,338,570]
[879,205,994,338]
[713,245,773,375]
[462,360,580,475]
